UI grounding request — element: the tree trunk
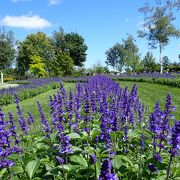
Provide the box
[1,72,3,84]
[160,43,163,74]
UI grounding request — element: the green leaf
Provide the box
[57,164,72,171]
[10,166,24,175]
[90,128,100,140]
[70,155,88,168]
[95,160,101,179]
[36,143,45,149]
[67,133,81,139]
[112,155,122,169]
[8,154,21,161]
[26,159,40,179]
[50,132,58,142]
[0,168,7,178]
[113,155,134,167]
[81,131,89,141]
[45,167,62,176]
[72,146,83,152]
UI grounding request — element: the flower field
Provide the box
[0,78,62,106]
[0,75,179,179]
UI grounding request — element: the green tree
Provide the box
[163,55,171,69]
[138,0,180,73]
[52,52,74,76]
[16,32,55,77]
[52,27,66,54]
[105,35,141,72]
[0,27,15,70]
[52,29,88,67]
[142,51,157,72]
[105,43,125,72]
[122,35,142,72]
[29,55,47,78]
[90,63,109,75]
[64,32,88,67]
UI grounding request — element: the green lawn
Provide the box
[2,82,75,128]
[117,81,180,119]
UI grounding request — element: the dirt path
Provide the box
[0,83,19,89]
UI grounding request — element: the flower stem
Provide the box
[166,155,173,180]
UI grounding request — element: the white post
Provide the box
[160,43,163,74]
[1,72,3,84]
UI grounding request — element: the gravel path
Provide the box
[0,83,19,89]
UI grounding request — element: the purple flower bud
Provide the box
[90,154,97,164]
[56,156,64,165]
[148,163,158,173]
[169,121,180,157]
[154,153,162,163]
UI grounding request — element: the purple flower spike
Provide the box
[99,158,118,180]
[90,154,97,164]
[27,112,34,126]
[56,156,64,165]
[37,101,51,136]
[169,121,180,157]
[148,163,158,173]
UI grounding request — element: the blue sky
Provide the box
[0,0,180,68]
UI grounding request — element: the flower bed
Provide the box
[0,75,179,179]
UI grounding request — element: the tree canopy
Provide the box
[138,0,180,73]
[0,27,15,70]
[64,32,88,67]
[142,51,157,72]
[16,32,55,77]
[29,55,47,78]
[105,35,141,72]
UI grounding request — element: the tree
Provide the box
[16,32,55,77]
[52,28,88,68]
[163,55,171,67]
[105,43,125,72]
[138,0,180,73]
[89,63,109,75]
[52,27,66,55]
[52,52,74,76]
[105,35,141,72]
[52,29,88,67]
[29,55,47,78]
[122,35,142,72]
[0,27,15,70]
[142,51,157,72]
[64,32,88,67]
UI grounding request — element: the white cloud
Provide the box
[12,0,31,2]
[0,15,51,29]
[48,0,61,5]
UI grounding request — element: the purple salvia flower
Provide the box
[56,156,64,165]
[58,134,73,155]
[37,101,51,136]
[169,121,180,157]
[27,112,34,126]
[154,153,162,163]
[66,89,74,129]
[148,163,158,173]
[99,158,118,180]
[89,154,97,164]
[8,112,20,145]
[14,94,28,134]
[0,159,15,169]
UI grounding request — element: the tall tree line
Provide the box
[0,27,88,78]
